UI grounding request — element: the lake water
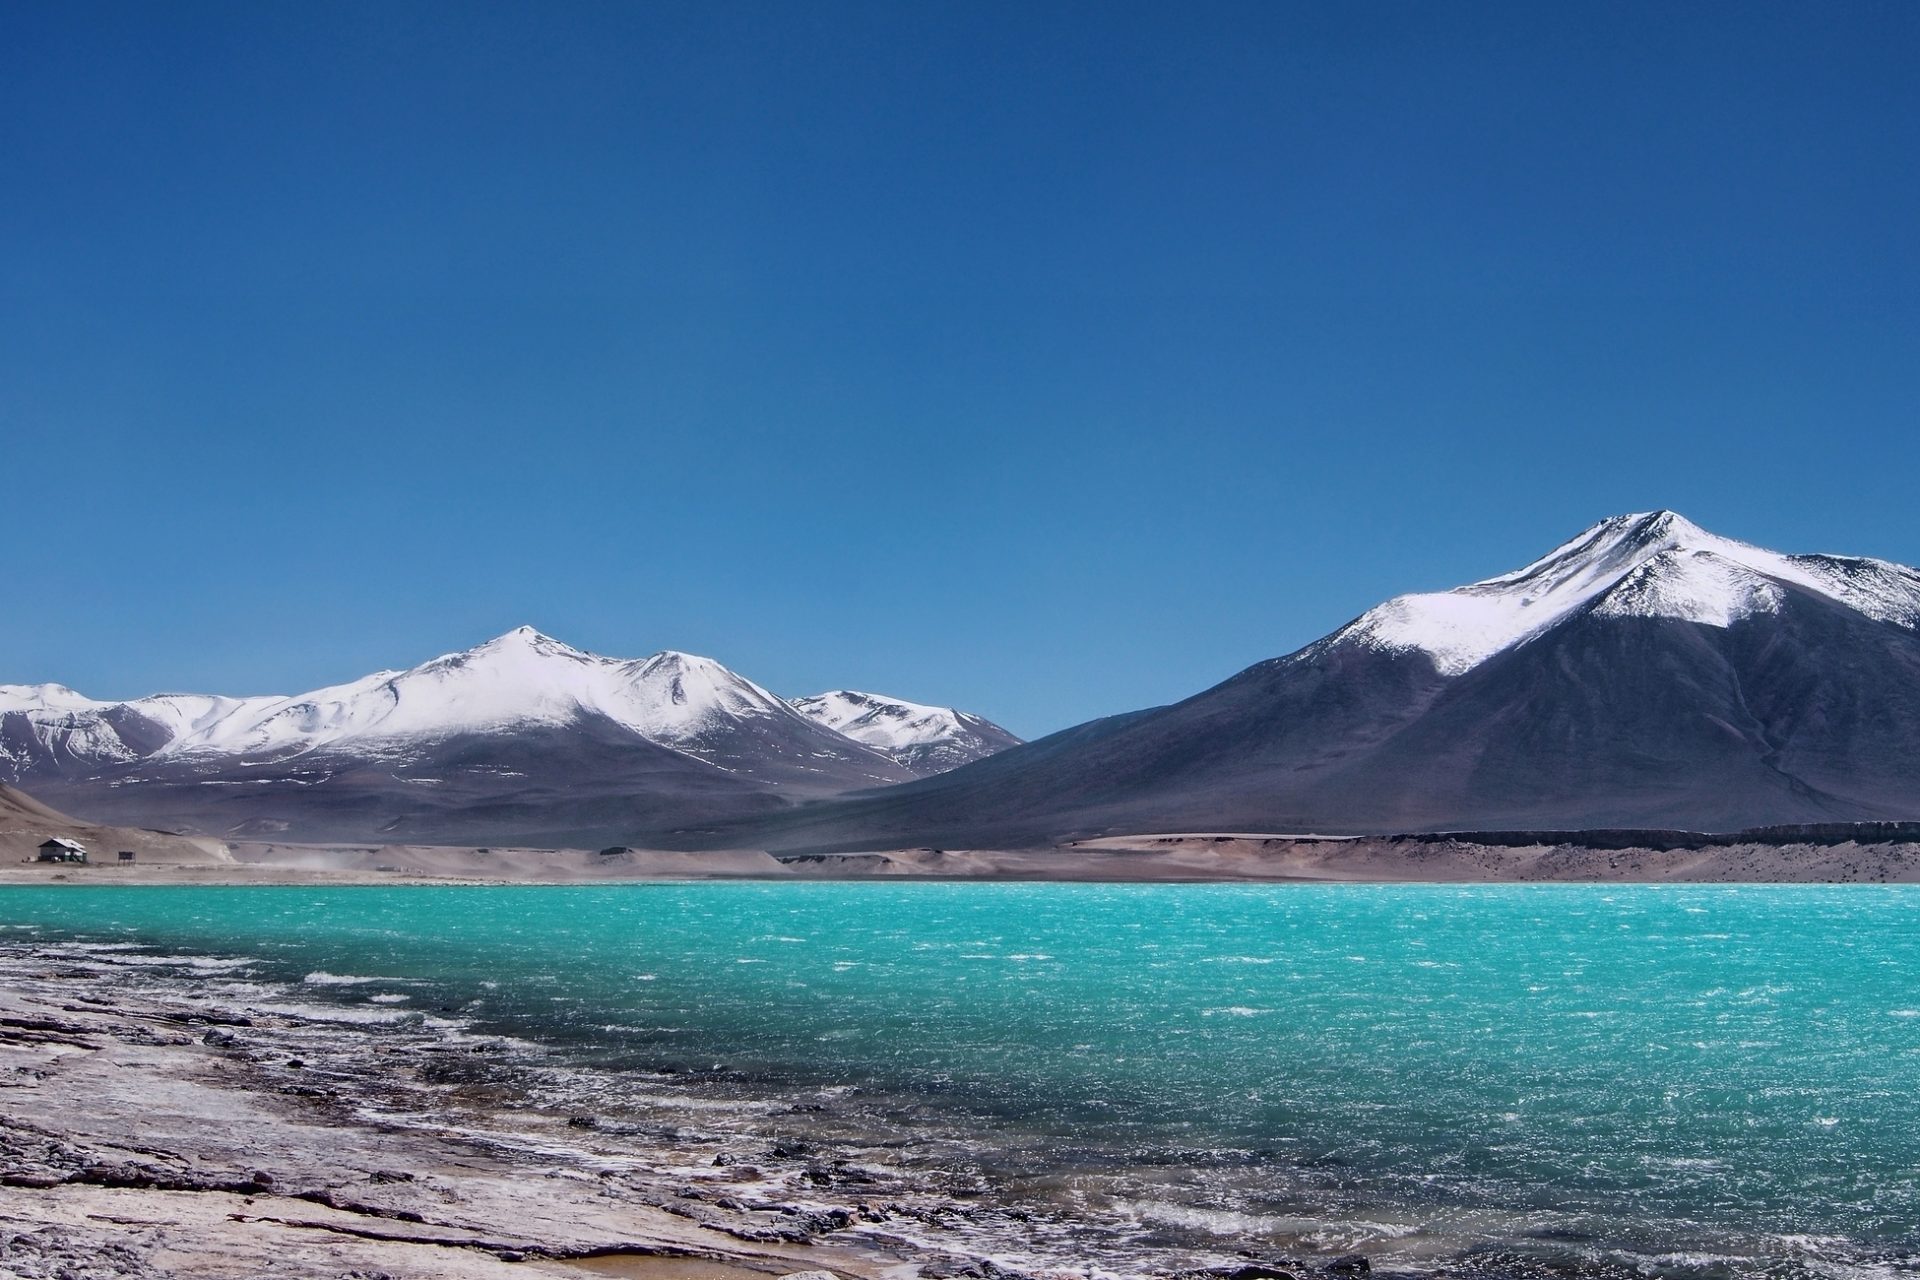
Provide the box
[3,882,1917,1277]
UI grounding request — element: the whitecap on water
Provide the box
[251,1000,422,1025]
[304,971,412,986]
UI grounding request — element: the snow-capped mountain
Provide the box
[1,628,1008,845]
[790,690,1021,775]
[153,627,825,763]
[1332,511,1920,675]
[715,512,1920,851]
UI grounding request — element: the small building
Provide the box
[36,838,88,864]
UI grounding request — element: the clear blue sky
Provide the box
[3,1,1916,738]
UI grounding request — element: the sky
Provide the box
[3,1,1917,738]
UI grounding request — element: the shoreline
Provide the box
[5,830,1920,887]
[13,785,1920,885]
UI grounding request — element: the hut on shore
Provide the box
[36,838,88,864]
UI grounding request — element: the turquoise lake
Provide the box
[4,882,1917,1276]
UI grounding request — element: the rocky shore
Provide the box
[0,939,1417,1280]
[0,937,1017,1280]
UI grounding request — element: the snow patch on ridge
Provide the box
[1589,550,1786,628]
[791,690,971,752]
[792,690,1021,774]
[126,694,288,740]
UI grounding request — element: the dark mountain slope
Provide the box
[685,513,1920,851]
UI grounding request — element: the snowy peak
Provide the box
[1335,511,1920,676]
[441,624,586,660]
[792,690,1021,775]
[1478,510,1711,596]
[0,683,109,715]
[155,629,803,760]
[491,624,567,647]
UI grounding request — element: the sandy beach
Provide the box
[6,835,1920,888]
[15,778,1920,887]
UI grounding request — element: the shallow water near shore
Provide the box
[3,881,1917,1278]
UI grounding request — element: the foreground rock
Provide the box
[0,952,908,1280]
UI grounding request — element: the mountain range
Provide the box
[10,511,1920,850]
[0,627,1019,845]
